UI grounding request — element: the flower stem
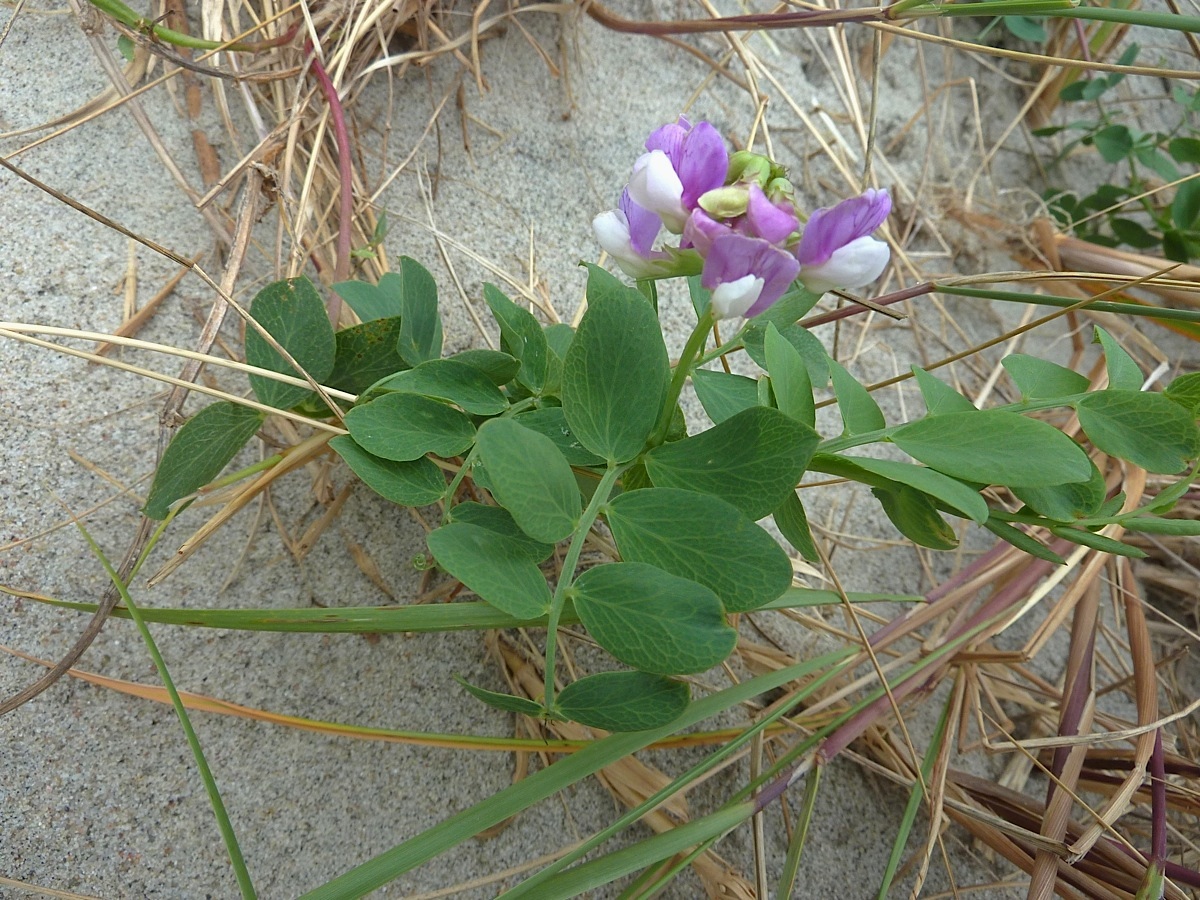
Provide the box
[542,463,623,710]
[649,310,714,447]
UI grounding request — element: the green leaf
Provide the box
[117,34,136,61]
[828,358,885,434]
[911,366,975,415]
[571,563,736,675]
[455,676,545,716]
[326,317,406,396]
[891,410,1091,487]
[744,322,830,386]
[1013,460,1106,521]
[1109,218,1158,250]
[814,454,988,523]
[983,517,1066,565]
[450,349,521,386]
[1093,326,1142,391]
[544,323,576,360]
[554,672,689,732]
[427,522,553,618]
[245,277,337,410]
[447,502,554,563]
[1165,372,1200,417]
[143,402,264,519]
[561,266,670,462]
[376,358,509,415]
[1075,391,1200,474]
[692,368,760,425]
[1092,124,1133,164]
[1002,353,1089,399]
[475,418,581,543]
[773,492,818,561]
[483,284,549,393]
[749,286,823,329]
[394,256,443,366]
[1003,15,1047,42]
[644,407,818,520]
[872,484,959,550]
[330,435,446,506]
[345,393,474,462]
[332,280,399,322]
[1163,228,1193,263]
[1048,525,1146,558]
[1172,179,1200,231]
[606,487,793,612]
[1123,516,1200,536]
[764,323,815,428]
[1168,137,1200,165]
[514,407,606,466]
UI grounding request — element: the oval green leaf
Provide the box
[561,266,670,462]
[427,522,553,618]
[483,284,549,393]
[448,501,554,563]
[144,401,264,519]
[891,410,1091,487]
[376,358,509,415]
[455,676,546,716]
[764,322,815,428]
[450,349,521,386]
[692,368,759,425]
[475,418,581,543]
[571,562,736,675]
[1002,354,1089,400]
[394,256,443,367]
[828,357,885,434]
[644,406,818,520]
[554,672,689,732]
[330,435,446,506]
[245,276,337,410]
[813,454,988,523]
[1013,459,1106,521]
[606,488,792,612]
[326,317,406,396]
[872,485,959,550]
[345,393,475,462]
[1076,391,1200,474]
[514,407,606,466]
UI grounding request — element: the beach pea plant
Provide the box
[145,119,1200,734]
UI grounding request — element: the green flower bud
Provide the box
[698,185,750,219]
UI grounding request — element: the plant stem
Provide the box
[74,522,257,899]
[87,0,297,51]
[307,45,354,309]
[542,464,623,710]
[649,310,714,447]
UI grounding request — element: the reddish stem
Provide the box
[306,41,354,320]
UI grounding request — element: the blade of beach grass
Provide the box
[70,517,257,899]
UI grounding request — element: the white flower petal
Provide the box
[798,236,889,295]
[628,151,687,233]
[592,209,664,279]
[710,274,763,320]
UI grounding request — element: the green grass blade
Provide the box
[778,762,821,898]
[73,522,256,899]
[15,588,923,634]
[935,284,1200,325]
[518,804,753,900]
[876,695,952,898]
[301,650,852,899]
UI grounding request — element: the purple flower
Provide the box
[795,189,891,294]
[628,118,729,233]
[593,188,674,278]
[702,233,801,320]
[744,183,799,244]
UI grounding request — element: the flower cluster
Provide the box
[593,117,892,319]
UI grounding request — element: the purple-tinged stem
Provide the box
[1150,729,1167,864]
[307,42,353,322]
[800,282,934,328]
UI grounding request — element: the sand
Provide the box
[2,2,1189,897]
